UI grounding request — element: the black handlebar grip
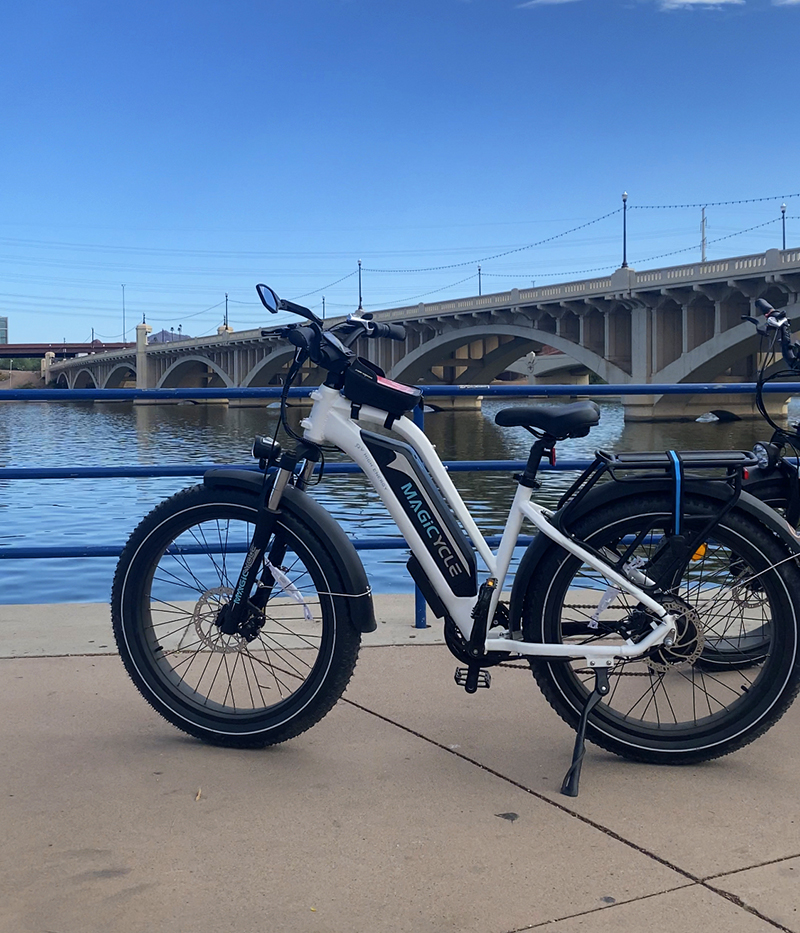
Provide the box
[286,326,314,350]
[371,322,406,341]
[755,298,776,316]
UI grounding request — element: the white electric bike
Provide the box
[112,285,800,795]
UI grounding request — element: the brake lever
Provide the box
[742,315,769,336]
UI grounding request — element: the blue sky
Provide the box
[1,0,798,343]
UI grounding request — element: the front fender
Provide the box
[203,468,376,633]
[508,477,800,633]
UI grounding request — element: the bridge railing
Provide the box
[1,382,796,629]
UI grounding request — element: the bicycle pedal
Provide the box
[454,667,491,692]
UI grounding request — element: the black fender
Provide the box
[743,464,800,526]
[508,477,800,633]
[203,468,376,633]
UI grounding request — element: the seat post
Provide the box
[519,433,556,488]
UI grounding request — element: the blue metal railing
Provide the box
[2,382,795,628]
[2,380,799,402]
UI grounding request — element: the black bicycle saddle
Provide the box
[494,401,600,439]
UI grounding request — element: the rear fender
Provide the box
[744,464,800,526]
[203,468,376,633]
[508,477,800,633]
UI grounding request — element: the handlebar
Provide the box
[368,321,406,341]
[257,284,407,375]
[263,317,407,374]
[755,298,780,319]
[745,299,800,370]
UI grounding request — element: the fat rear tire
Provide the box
[523,494,800,764]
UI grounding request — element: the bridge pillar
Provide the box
[135,323,153,391]
[620,302,654,420]
[41,351,56,385]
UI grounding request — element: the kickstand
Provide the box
[560,665,610,798]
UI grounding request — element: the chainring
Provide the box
[443,603,515,667]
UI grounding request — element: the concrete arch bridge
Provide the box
[46,247,800,419]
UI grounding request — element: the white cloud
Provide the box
[772,0,800,5]
[659,0,743,8]
[517,0,582,7]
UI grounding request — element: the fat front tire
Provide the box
[523,495,800,764]
[112,484,361,747]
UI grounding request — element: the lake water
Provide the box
[0,397,788,604]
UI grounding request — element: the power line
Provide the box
[631,193,800,210]
[390,273,479,305]
[631,217,781,266]
[364,209,622,274]
[291,269,358,301]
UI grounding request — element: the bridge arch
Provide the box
[389,324,629,386]
[241,347,296,387]
[659,298,800,385]
[72,368,98,389]
[103,364,136,389]
[157,355,233,389]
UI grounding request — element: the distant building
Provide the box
[149,328,191,344]
[0,316,7,344]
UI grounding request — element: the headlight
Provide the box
[753,442,779,471]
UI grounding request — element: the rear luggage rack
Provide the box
[555,448,756,522]
[597,449,758,478]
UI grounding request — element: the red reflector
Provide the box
[743,468,749,480]
[549,447,557,467]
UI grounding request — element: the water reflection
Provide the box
[0,397,790,604]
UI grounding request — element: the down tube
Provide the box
[325,413,480,638]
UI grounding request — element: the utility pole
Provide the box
[701,207,707,262]
[478,264,482,296]
[621,192,628,268]
[782,204,787,250]
[357,260,363,312]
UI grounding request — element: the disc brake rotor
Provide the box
[192,586,244,654]
[645,595,706,673]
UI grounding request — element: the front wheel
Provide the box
[523,495,800,764]
[112,484,361,747]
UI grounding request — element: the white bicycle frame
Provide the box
[299,384,677,666]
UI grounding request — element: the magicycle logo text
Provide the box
[400,481,464,578]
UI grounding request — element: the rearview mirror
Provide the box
[256,284,280,314]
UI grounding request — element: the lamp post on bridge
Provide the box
[782,204,787,250]
[621,192,628,269]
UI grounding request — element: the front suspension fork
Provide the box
[218,444,319,634]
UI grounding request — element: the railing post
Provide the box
[412,403,429,630]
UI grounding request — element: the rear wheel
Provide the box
[704,476,794,670]
[112,484,361,747]
[523,495,800,764]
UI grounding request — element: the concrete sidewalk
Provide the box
[1,598,799,933]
